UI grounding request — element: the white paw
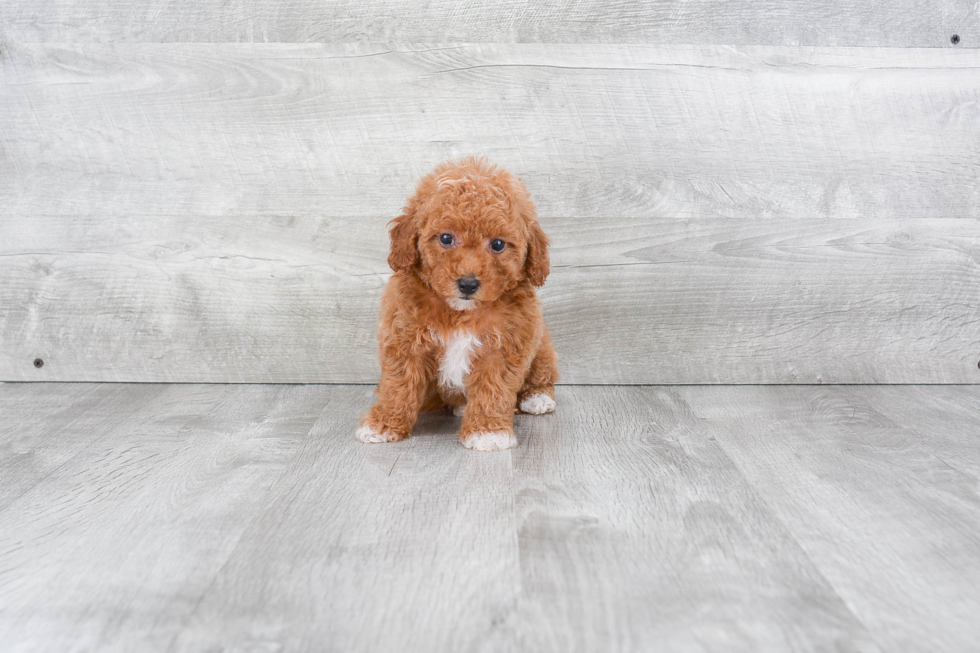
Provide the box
[461,431,517,451]
[452,404,466,417]
[355,424,400,443]
[520,393,556,415]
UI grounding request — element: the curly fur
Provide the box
[356,156,559,450]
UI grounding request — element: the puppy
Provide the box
[355,156,559,451]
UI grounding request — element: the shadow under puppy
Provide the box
[356,156,559,451]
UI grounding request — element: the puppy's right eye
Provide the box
[439,234,454,246]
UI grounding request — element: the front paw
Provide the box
[355,422,406,444]
[460,430,517,451]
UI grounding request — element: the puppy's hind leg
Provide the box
[419,381,448,412]
[518,329,559,415]
[439,388,466,417]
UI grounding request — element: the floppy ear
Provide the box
[524,218,550,287]
[387,208,419,272]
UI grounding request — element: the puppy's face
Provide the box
[388,159,550,310]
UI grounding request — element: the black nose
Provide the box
[457,276,480,297]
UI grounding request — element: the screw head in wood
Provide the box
[33,358,44,368]
[951,34,960,44]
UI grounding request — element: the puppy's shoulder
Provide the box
[504,282,543,317]
[485,283,543,339]
[381,270,426,302]
[379,271,432,331]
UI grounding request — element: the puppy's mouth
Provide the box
[446,297,478,312]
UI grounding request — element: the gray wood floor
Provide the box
[1,383,978,652]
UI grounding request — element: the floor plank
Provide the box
[0,383,165,510]
[2,383,978,651]
[511,387,878,652]
[679,385,980,652]
[171,386,523,652]
[0,384,329,652]
[845,385,980,477]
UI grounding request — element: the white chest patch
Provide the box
[437,330,481,393]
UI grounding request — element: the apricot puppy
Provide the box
[355,156,559,451]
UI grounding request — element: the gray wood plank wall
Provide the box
[1,1,975,45]
[2,214,978,383]
[2,23,978,384]
[4,45,979,220]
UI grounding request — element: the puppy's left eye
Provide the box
[439,234,454,246]
[490,239,506,252]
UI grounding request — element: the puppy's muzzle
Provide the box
[457,275,480,298]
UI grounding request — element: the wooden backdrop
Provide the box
[1,5,978,383]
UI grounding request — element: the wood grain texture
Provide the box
[6,383,980,650]
[171,387,524,652]
[0,383,330,652]
[3,44,980,220]
[832,385,980,478]
[0,0,975,46]
[2,214,978,383]
[0,383,162,509]
[511,386,880,652]
[679,385,980,652]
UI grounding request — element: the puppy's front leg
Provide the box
[459,352,526,451]
[356,348,431,444]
